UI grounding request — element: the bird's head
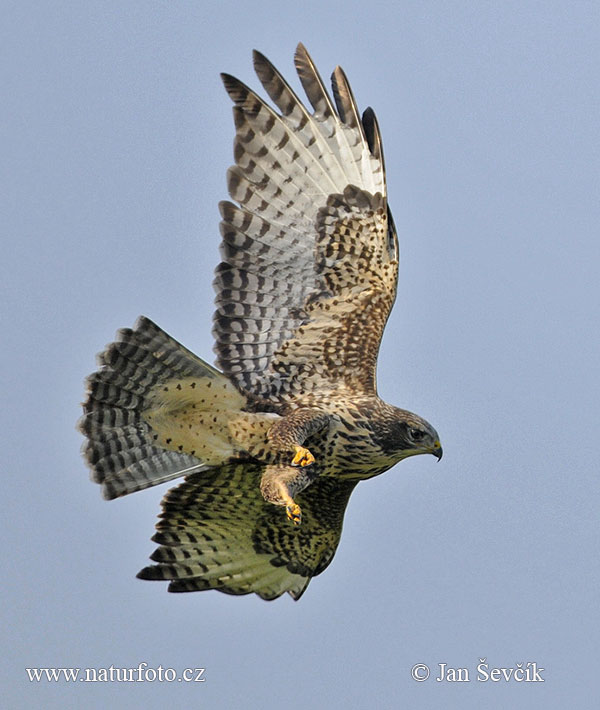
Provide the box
[377,405,442,464]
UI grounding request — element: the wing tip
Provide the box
[361,106,384,165]
[220,73,251,105]
[331,65,362,132]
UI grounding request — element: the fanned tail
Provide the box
[79,317,245,499]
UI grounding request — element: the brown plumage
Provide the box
[79,44,442,600]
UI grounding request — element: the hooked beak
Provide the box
[432,441,443,461]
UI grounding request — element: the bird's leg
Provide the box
[260,464,319,526]
[267,408,331,468]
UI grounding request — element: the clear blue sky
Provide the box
[3,1,598,708]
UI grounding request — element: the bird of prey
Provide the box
[79,43,442,601]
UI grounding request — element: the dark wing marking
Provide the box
[138,463,357,600]
[213,44,398,404]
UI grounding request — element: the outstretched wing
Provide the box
[214,44,399,405]
[138,463,357,600]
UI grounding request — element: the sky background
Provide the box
[3,1,599,708]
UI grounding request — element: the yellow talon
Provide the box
[291,445,315,467]
[286,502,302,526]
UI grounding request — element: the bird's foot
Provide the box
[291,445,315,467]
[286,502,302,526]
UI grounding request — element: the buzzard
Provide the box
[79,44,442,601]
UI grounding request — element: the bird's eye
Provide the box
[409,428,425,442]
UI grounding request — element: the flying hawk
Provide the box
[79,44,442,601]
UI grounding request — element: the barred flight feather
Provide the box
[215,43,396,402]
[137,464,357,601]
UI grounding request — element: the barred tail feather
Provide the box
[79,316,244,499]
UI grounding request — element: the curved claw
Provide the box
[291,445,315,467]
[286,502,302,526]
